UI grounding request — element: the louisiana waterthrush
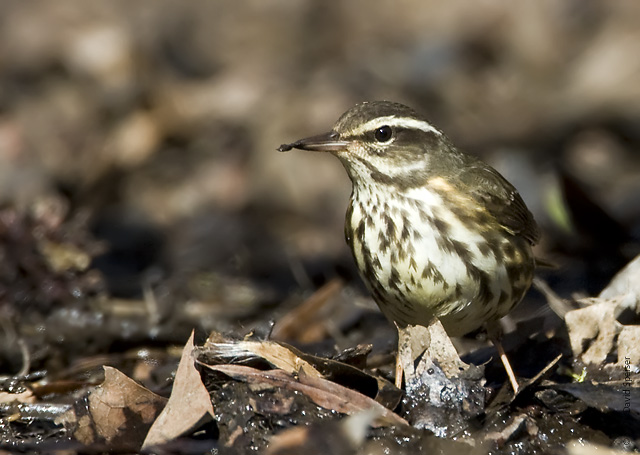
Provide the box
[279,101,539,392]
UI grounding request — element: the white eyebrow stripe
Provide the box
[349,116,443,136]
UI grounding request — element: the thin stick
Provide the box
[394,354,403,389]
[493,337,519,394]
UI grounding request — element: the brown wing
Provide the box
[459,164,539,245]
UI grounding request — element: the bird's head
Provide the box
[279,101,457,189]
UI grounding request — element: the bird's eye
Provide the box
[374,125,392,142]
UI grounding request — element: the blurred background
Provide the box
[1,0,639,373]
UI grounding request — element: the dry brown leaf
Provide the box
[565,299,620,364]
[617,325,640,366]
[565,254,640,366]
[142,331,215,449]
[200,336,402,411]
[565,294,638,365]
[287,343,402,410]
[202,338,323,379]
[201,363,407,427]
[74,366,166,447]
[398,320,470,382]
[599,254,640,300]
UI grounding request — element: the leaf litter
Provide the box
[2,236,640,454]
[14,255,637,453]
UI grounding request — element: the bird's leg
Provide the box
[394,322,413,389]
[395,350,404,389]
[486,321,519,394]
[496,340,519,394]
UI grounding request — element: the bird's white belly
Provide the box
[347,185,530,336]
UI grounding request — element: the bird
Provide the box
[279,101,539,393]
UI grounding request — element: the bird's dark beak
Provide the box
[278,131,349,153]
